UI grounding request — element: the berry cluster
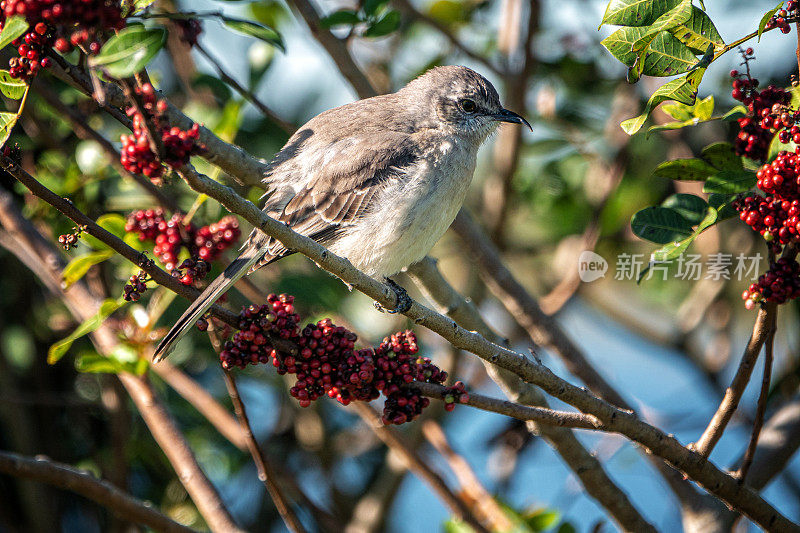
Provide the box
[742,257,800,307]
[125,208,240,281]
[1,0,126,80]
[218,295,459,425]
[765,2,797,34]
[442,381,469,412]
[57,226,83,250]
[120,84,202,181]
[123,270,149,302]
[731,68,791,162]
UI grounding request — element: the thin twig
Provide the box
[421,421,514,531]
[284,0,378,99]
[737,312,777,483]
[0,450,195,533]
[413,382,603,429]
[351,402,489,533]
[117,77,167,161]
[195,43,295,135]
[220,366,307,533]
[693,303,777,458]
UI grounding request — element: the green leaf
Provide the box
[363,10,401,37]
[722,105,747,120]
[621,67,705,134]
[650,207,717,262]
[758,1,784,41]
[442,519,475,533]
[223,18,284,51]
[364,0,389,17]
[601,0,682,27]
[646,103,744,138]
[90,26,167,78]
[82,213,128,250]
[631,206,694,244]
[76,346,148,376]
[48,298,125,364]
[708,193,738,221]
[0,111,19,148]
[0,16,29,52]
[525,509,560,531]
[602,28,697,77]
[701,142,743,171]
[61,249,114,288]
[661,193,708,224]
[320,10,361,28]
[557,525,577,533]
[0,70,26,99]
[670,6,724,54]
[703,170,757,194]
[631,0,693,48]
[653,158,717,180]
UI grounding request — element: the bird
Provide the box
[153,65,530,362]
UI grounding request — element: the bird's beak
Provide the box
[493,108,532,131]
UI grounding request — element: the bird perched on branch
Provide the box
[154,65,530,361]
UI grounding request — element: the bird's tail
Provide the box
[153,243,268,362]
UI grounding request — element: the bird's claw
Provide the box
[383,277,412,314]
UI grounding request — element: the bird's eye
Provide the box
[459,99,477,113]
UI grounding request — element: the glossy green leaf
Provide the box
[621,67,704,134]
[601,0,682,27]
[629,0,693,76]
[0,111,19,148]
[223,18,284,51]
[76,346,148,376]
[0,70,26,99]
[525,509,561,531]
[61,249,114,288]
[364,10,401,37]
[649,207,717,262]
[48,298,125,364]
[320,10,361,28]
[758,1,784,41]
[364,0,389,17]
[701,142,743,171]
[90,26,167,78]
[708,193,739,221]
[722,105,747,120]
[671,7,724,54]
[82,213,128,250]
[603,28,697,77]
[631,206,694,244]
[703,170,757,194]
[661,193,708,224]
[0,16,29,52]
[653,158,717,180]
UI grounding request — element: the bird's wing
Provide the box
[247,129,420,273]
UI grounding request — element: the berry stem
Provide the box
[119,77,167,161]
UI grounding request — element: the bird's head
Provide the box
[402,65,531,140]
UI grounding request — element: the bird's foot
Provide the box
[376,277,412,314]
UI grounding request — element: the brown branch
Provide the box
[151,361,248,450]
[0,192,244,533]
[350,402,489,533]
[693,303,777,458]
[220,366,307,533]
[284,0,377,99]
[450,209,630,409]
[32,82,180,212]
[421,421,514,531]
[413,382,603,429]
[0,155,241,329]
[195,43,295,135]
[736,314,777,483]
[407,257,662,532]
[0,450,194,533]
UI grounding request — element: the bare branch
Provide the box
[693,303,777,458]
[0,450,194,533]
[413,382,603,429]
[284,0,377,99]
[351,402,489,533]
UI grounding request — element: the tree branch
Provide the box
[284,0,377,99]
[693,303,777,458]
[0,450,194,533]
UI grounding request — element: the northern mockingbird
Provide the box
[154,65,530,361]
